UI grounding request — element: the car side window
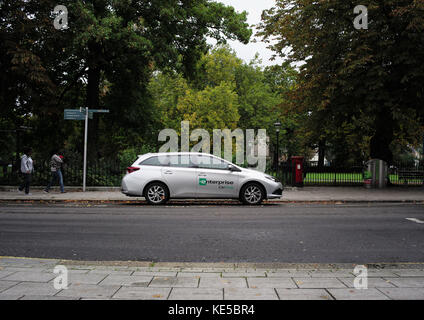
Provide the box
[194,156,229,170]
[139,156,169,166]
[168,155,193,168]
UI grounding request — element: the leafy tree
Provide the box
[177,83,240,132]
[259,0,424,164]
[0,0,252,162]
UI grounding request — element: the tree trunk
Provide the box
[318,140,325,169]
[86,41,101,161]
[370,108,394,164]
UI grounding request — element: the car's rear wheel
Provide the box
[240,183,264,205]
[144,182,169,205]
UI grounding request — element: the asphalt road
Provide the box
[0,203,423,263]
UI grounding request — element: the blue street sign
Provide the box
[88,109,109,113]
[64,109,93,120]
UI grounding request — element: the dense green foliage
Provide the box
[259,0,424,164]
[0,0,251,166]
[2,0,423,175]
[148,45,300,160]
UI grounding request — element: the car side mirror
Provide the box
[228,164,241,172]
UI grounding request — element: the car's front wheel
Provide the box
[240,183,264,205]
[144,182,169,205]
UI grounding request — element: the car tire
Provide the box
[240,182,264,205]
[144,182,169,205]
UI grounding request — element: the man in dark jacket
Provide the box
[44,152,66,193]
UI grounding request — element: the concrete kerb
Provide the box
[3,256,424,270]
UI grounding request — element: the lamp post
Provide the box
[274,120,281,171]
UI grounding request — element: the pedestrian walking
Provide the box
[44,152,66,193]
[17,147,34,195]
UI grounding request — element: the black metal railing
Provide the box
[268,160,424,186]
[0,160,125,187]
[1,158,422,187]
[303,162,364,186]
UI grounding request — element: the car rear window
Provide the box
[139,156,168,166]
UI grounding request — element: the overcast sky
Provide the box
[209,0,283,67]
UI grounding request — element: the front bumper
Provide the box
[267,183,284,199]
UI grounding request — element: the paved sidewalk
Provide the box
[1,257,424,300]
[0,187,423,203]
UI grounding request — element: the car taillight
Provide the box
[127,167,140,174]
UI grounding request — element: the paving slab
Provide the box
[0,280,19,293]
[168,288,223,300]
[276,288,333,300]
[0,270,17,279]
[392,270,424,277]
[0,294,23,300]
[56,284,120,299]
[88,269,133,276]
[222,272,266,278]
[247,277,297,289]
[1,267,51,273]
[112,287,170,300]
[180,268,234,273]
[377,288,424,300]
[363,270,400,278]
[0,282,61,296]
[19,295,79,300]
[224,288,278,300]
[328,288,390,300]
[133,271,178,277]
[60,269,91,274]
[88,266,130,271]
[67,273,108,285]
[99,275,153,287]
[383,277,424,288]
[308,270,354,278]
[267,271,310,277]
[0,258,59,266]
[337,277,396,288]
[293,277,347,289]
[199,277,247,288]
[177,272,222,278]
[65,265,97,270]
[149,276,199,288]
[3,271,55,283]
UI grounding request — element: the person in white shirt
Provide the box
[18,147,34,195]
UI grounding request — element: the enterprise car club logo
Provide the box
[199,178,234,186]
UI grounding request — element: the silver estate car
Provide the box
[121,152,283,205]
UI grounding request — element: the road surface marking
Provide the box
[406,218,424,224]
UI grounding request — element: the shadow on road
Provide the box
[120,200,280,207]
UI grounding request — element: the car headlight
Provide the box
[265,175,279,182]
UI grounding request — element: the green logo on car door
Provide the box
[199,178,207,186]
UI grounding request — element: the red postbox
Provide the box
[291,156,304,187]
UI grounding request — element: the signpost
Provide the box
[64,108,109,191]
[64,109,93,120]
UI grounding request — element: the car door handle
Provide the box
[198,173,207,177]
[164,170,173,174]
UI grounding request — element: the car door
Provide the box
[193,155,240,198]
[161,155,197,198]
